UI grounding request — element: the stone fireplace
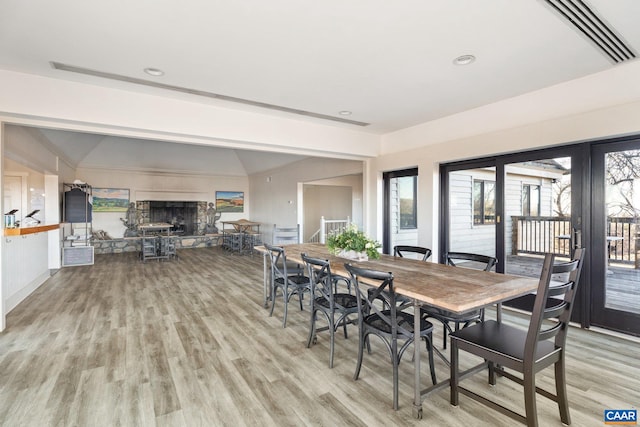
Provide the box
[136,200,208,235]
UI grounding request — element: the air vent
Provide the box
[50,62,369,127]
[544,0,636,63]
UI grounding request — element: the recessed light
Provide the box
[453,55,476,66]
[339,110,352,116]
[144,67,164,76]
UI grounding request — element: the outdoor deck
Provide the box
[507,254,640,315]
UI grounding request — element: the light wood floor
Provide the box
[1,248,638,426]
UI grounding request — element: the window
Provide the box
[473,180,495,225]
[522,184,540,216]
[398,176,417,229]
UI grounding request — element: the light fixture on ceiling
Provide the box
[453,54,476,66]
[339,110,352,116]
[143,67,164,77]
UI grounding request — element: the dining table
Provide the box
[222,220,261,254]
[254,243,539,419]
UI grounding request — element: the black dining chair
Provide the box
[422,252,497,351]
[345,263,437,410]
[302,254,361,368]
[264,243,310,328]
[394,245,432,261]
[450,248,584,427]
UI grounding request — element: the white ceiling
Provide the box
[1,1,639,172]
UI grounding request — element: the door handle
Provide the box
[572,228,582,249]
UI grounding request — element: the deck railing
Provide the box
[512,215,638,266]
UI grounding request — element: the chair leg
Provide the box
[353,330,365,381]
[443,323,447,349]
[555,357,571,425]
[488,361,497,385]
[523,371,539,427]
[306,309,316,348]
[392,346,399,410]
[450,339,459,406]
[328,316,335,369]
[269,285,277,317]
[282,287,289,328]
[425,335,437,385]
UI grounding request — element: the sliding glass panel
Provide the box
[504,157,572,279]
[604,150,640,315]
[448,167,496,258]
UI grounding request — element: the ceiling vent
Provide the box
[50,62,369,127]
[544,0,636,63]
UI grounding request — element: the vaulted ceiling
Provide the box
[1,1,639,172]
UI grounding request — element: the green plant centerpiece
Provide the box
[326,224,381,261]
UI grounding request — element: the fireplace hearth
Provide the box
[137,200,206,236]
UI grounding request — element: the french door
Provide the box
[441,145,585,324]
[591,139,640,335]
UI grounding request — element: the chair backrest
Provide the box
[263,242,290,279]
[446,252,497,271]
[394,245,432,262]
[345,263,413,338]
[273,224,300,245]
[526,248,585,359]
[301,254,335,308]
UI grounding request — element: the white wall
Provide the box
[76,167,249,238]
[249,158,363,243]
[303,185,352,242]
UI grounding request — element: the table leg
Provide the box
[413,299,423,419]
[262,252,269,308]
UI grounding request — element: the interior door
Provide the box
[591,140,640,336]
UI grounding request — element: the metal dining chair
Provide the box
[302,254,361,368]
[450,248,585,427]
[345,263,437,410]
[422,252,497,351]
[264,243,310,328]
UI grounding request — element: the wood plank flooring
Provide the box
[1,248,639,426]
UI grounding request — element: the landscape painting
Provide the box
[216,191,244,212]
[93,188,130,212]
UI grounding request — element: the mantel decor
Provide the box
[326,224,381,261]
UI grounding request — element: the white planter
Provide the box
[337,249,369,262]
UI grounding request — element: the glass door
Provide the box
[383,168,418,255]
[446,165,497,259]
[591,141,640,335]
[441,146,584,322]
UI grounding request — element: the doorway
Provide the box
[383,168,418,254]
[441,146,585,324]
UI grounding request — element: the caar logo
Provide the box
[604,409,637,425]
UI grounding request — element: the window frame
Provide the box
[473,179,496,225]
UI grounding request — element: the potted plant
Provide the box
[326,224,381,261]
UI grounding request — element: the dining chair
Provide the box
[393,245,432,261]
[450,248,585,427]
[345,263,437,410]
[264,243,310,328]
[369,245,432,310]
[302,254,361,368]
[272,224,300,245]
[422,252,497,351]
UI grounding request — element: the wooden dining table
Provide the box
[255,243,539,418]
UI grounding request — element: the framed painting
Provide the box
[216,191,244,212]
[92,188,130,212]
